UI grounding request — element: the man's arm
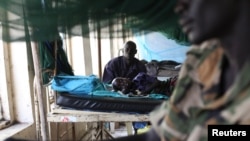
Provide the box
[102,64,115,84]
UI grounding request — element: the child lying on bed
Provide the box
[111,72,177,97]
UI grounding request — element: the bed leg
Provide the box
[125,122,133,135]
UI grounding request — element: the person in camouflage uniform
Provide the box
[104,0,250,141]
[150,38,250,141]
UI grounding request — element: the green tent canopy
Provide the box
[0,0,188,44]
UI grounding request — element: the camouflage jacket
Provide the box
[150,39,250,141]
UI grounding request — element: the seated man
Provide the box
[102,41,147,84]
[102,41,147,134]
[112,72,177,97]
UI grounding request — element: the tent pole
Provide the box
[97,22,102,78]
[31,43,48,141]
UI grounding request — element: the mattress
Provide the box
[56,92,165,114]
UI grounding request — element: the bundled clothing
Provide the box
[132,72,177,97]
[39,39,74,85]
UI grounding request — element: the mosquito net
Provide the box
[0,0,188,44]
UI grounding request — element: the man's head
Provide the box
[123,41,137,60]
[175,0,240,44]
[111,77,132,94]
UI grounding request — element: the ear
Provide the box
[134,49,137,54]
